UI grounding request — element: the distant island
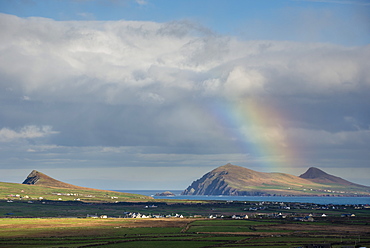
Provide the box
[182,164,370,197]
[155,191,176,196]
[2,166,369,205]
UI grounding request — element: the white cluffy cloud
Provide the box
[0,13,369,106]
[0,126,58,143]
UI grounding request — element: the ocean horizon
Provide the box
[114,190,370,205]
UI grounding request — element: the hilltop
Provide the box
[1,170,152,203]
[182,164,370,196]
[22,170,91,189]
[299,167,365,187]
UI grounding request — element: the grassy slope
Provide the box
[214,164,370,196]
[0,181,152,203]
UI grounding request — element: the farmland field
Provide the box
[1,217,370,247]
[1,199,370,247]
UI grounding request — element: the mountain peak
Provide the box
[22,170,47,185]
[217,163,237,169]
[299,167,329,179]
[299,167,364,187]
[182,165,370,196]
[182,164,312,196]
[214,163,240,171]
[22,170,85,189]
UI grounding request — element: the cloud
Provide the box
[0,125,58,142]
[224,67,266,97]
[290,127,370,147]
[135,0,147,5]
[1,14,368,104]
[0,13,369,186]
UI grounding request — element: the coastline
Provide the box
[115,190,370,205]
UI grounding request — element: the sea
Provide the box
[115,190,370,205]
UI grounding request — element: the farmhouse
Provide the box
[341,213,355,217]
[294,216,314,222]
[232,215,248,219]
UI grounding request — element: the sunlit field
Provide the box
[1,216,370,248]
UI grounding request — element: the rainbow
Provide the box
[205,97,298,172]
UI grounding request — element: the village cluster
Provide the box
[239,201,366,220]
[5,191,368,221]
[6,192,120,202]
[288,187,364,195]
[243,200,370,211]
[85,211,358,221]
[87,210,185,219]
[83,201,367,220]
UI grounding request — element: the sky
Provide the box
[0,0,369,190]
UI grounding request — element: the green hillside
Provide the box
[0,181,151,202]
[0,170,152,203]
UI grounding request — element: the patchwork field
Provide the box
[1,199,370,247]
[1,217,370,247]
